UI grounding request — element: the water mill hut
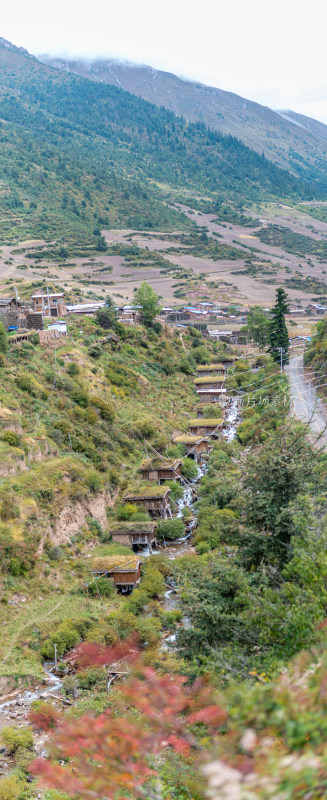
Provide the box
[139,457,182,483]
[172,434,210,459]
[124,485,172,518]
[109,521,157,552]
[194,375,226,391]
[196,388,228,405]
[196,363,226,376]
[188,418,223,437]
[91,555,141,593]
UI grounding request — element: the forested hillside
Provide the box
[0,39,323,245]
[41,52,327,184]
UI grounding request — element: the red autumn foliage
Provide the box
[31,639,227,800]
[64,635,139,670]
[29,702,61,732]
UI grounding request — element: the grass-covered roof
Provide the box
[188,418,223,427]
[109,521,157,533]
[124,485,171,500]
[173,434,208,445]
[196,364,226,372]
[92,555,140,572]
[140,457,181,471]
[194,375,225,385]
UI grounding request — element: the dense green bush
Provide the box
[180,458,198,481]
[67,362,80,376]
[2,431,21,447]
[41,623,80,659]
[90,395,115,422]
[157,518,185,541]
[1,726,33,754]
[0,775,21,800]
[87,576,115,597]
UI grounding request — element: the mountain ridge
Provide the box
[38,52,327,182]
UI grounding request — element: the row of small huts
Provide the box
[91,354,234,591]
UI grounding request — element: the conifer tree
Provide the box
[269,288,289,365]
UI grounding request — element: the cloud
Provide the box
[2,0,327,124]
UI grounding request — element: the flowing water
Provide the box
[0,663,63,723]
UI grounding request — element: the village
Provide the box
[0,289,322,347]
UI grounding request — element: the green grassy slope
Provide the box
[0,316,225,678]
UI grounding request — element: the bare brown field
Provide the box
[1,203,327,309]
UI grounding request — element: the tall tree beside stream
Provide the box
[269,287,289,365]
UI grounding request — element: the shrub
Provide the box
[71,388,89,407]
[133,417,156,438]
[88,344,102,358]
[0,776,21,800]
[29,701,60,731]
[0,354,5,368]
[179,357,193,374]
[16,373,36,395]
[41,624,80,659]
[91,395,115,422]
[180,458,198,481]
[67,362,80,376]
[126,588,150,614]
[1,726,33,754]
[116,503,138,521]
[140,565,165,597]
[165,480,184,503]
[85,472,102,492]
[0,322,8,355]
[157,518,185,541]
[135,616,161,645]
[78,666,107,690]
[87,577,115,597]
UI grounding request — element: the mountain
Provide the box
[0,37,318,247]
[39,54,327,183]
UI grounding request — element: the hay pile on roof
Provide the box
[92,555,140,572]
[196,363,225,372]
[194,375,225,385]
[124,484,171,500]
[140,457,181,471]
[109,521,157,534]
[173,434,207,445]
[188,418,223,427]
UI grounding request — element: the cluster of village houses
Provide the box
[91,357,233,593]
[0,291,323,348]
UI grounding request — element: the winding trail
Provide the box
[286,355,327,447]
[3,598,65,663]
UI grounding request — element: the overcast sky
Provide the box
[3,0,327,123]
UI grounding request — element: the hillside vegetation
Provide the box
[0,40,322,247]
[41,52,327,186]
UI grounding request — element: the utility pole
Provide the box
[278,347,284,373]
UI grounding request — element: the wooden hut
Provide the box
[188,418,223,437]
[219,355,234,364]
[91,555,141,593]
[194,375,225,391]
[140,457,182,484]
[109,521,157,552]
[172,434,210,459]
[196,388,228,405]
[124,485,171,518]
[196,363,226,376]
